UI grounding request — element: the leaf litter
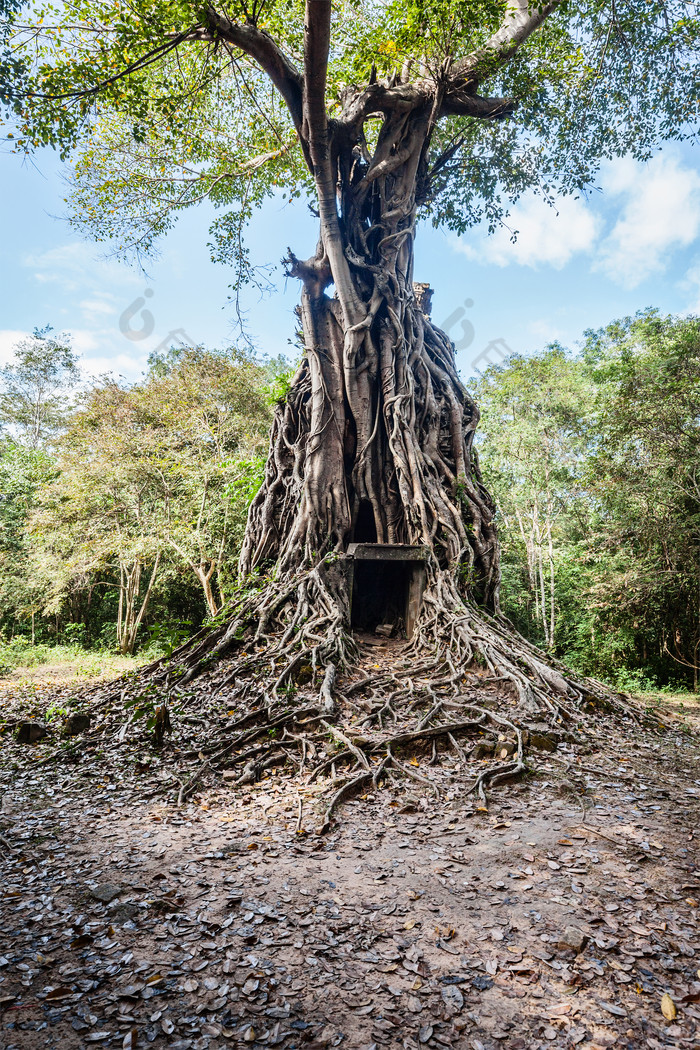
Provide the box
[0,664,699,1049]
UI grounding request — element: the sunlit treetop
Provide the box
[2,0,700,280]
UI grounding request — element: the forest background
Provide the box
[2,307,699,695]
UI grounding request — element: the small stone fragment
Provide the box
[64,712,91,736]
[441,984,464,1012]
[530,733,558,752]
[113,903,139,921]
[91,883,123,904]
[471,975,494,991]
[472,740,497,760]
[16,722,48,744]
[375,623,394,638]
[661,993,677,1020]
[316,1026,337,1046]
[559,926,588,952]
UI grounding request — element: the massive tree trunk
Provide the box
[242,65,499,604]
[240,258,499,609]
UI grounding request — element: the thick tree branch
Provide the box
[448,0,563,88]
[339,81,425,128]
[441,91,516,120]
[202,7,305,133]
[302,0,363,323]
[339,78,514,133]
[302,0,332,150]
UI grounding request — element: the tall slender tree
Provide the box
[0,328,80,448]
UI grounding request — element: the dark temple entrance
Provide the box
[346,543,428,639]
[351,559,411,634]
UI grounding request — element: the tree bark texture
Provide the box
[240,73,499,609]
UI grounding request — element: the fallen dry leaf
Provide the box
[661,993,677,1021]
[45,986,74,1000]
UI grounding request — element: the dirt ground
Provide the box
[0,657,139,690]
[1,669,699,1050]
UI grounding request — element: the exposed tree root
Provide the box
[104,555,636,829]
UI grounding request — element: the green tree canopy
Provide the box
[0,442,56,634]
[0,327,80,448]
[476,311,700,690]
[29,347,273,652]
[3,0,699,276]
[473,345,592,647]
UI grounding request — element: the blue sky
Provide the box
[2,139,700,384]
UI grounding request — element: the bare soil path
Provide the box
[1,673,699,1050]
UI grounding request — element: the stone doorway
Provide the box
[346,543,428,639]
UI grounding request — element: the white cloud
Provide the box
[596,154,700,287]
[5,240,211,383]
[24,242,142,297]
[78,295,120,330]
[67,329,100,355]
[0,330,30,365]
[68,327,151,381]
[680,261,700,315]
[450,152,700,288]
[13,242,154,379]
[25,243,98,291]
[453,193,600,270]
[79,298,117,317]
[79,350,150,380]
[0,325,99,362]
[0,324,148,382]
[526,319,567,344]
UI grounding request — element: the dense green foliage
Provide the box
[4,312,698,694]
[0,341,278,655]
[2,0,699,277]
[475,310,700,691]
